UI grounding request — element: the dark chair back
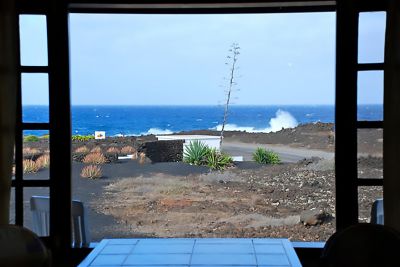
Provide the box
[321,223,400,267]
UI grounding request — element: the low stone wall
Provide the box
[139,140,184,163]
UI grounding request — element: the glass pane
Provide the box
[9,188,15,224]
[24,188,50,236]
[358,12,386,63]
[22,73,49,122]
[358,186,383,223]
[23,130,50,180]
[357,71,383,121]
[358,128,383,179]
[19,15,48,66]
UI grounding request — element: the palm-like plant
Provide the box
[252,147,281,164]
[183,140,210,165]
[206,148,233,170]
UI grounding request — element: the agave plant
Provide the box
[206,148,233,170]
[252,147,281,164]
[183,140,210,166]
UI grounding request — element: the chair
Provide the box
[320,223,400,267]
[371,198,384,224]
[0,225,50,267]
[30,196,91,248]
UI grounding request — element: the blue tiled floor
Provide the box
[79,238,302,267]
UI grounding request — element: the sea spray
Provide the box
[213,109,298,133]
[266,109,298,132]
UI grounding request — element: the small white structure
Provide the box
[156,135,221,154]
[95,131,105,140]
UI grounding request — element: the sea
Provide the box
[23,105,383,136]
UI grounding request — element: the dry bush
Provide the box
[23,147,40,156]
[75,146,89,153]
[107,147,120,154]
[90,146,102,153]
[23,159,40,173]
[80,165,102,179]
[36,154,50,169]
[138,152,146,164]
[82,152,107,164]
[121,146,136,155]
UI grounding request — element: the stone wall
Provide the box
[139,140,184,163]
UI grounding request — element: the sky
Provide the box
[20,12,386,105]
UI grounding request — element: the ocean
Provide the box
[23,105,383,136]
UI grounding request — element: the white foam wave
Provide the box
[212,109,298,133]
[143,128,173,135]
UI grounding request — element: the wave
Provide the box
[142,128,173,135]
[212,109,298,133]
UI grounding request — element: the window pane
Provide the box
[9,188,15,224]
[23,130,50,180]
[19,15,48,66]
[358,12,386,63]
[24,188,50,236]
[357,129,383,179]
[358,186,382,223]
[357,71,383,121]
[22,73,49,122]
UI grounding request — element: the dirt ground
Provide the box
[92,157,381,241]
[19,123,383,242]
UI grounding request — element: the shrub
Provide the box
[183,140,210,166]
[23,147,40,156]
[23,159,39,173]
[24,135,40,142]
[206,148,233,170]
[252,147,281,164]
[106,147,120,154]
[82,152,107,164]
[36,154,50,169]
[90,146,102,153]
[74,146,89,153]
[72,135,95,142]
[121,146,136,155]
[80,165,102,179]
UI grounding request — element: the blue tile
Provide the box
[191,253,257,265]
[256,254,290,266]
[138,239,195,245]
[252,239,284,245]
[254,244,286,254]
[101,245,135,254]
[124,254,191,265]
[108,239,139,245]
[91,255,127,266]
[195,238,252,244]
[193,244,254,254]
[133,244,193,254]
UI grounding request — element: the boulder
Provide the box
[300,209,330,226]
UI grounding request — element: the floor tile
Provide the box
[124,254,191,265]
[252,239,284,245]
[195,238,252,244]
[193,244,254,254]
[254,244,286,254]
[108,239,139,245]
[138,239,195,245]
[133,244,193,254]
[191,253,257,265]
[256,254,290,266]
[101,245,135,254]
[91,255,127,266]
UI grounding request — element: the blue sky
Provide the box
[20,12,386,105]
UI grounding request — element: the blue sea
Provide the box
[23,105,383,136]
